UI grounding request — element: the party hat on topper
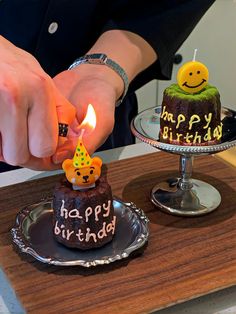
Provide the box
[73,130,92,168]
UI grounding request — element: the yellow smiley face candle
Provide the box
[177,61,209,94]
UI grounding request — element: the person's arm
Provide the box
[53,0,215,163]
[86,29,158,98]
[101,0,216,85]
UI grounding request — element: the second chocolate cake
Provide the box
[159,84,222,145]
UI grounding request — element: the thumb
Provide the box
[54,90,76,125]
[82,123,113,156]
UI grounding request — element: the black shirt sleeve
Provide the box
[101,0,215,91]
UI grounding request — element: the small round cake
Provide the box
[53,175,116,250]
[159,84,222,145]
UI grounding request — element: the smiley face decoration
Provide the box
[177,54,209,94]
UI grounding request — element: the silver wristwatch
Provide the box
[68,53,129,106]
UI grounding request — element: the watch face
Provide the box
[89,53,107,61]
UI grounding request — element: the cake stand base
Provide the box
[151,178,221,217]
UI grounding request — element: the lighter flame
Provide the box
[80,104,96,130]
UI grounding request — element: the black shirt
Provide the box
[0,0,215,83]
[0,0,215,171]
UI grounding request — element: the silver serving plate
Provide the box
[131,106,236,217]
[11,197,149,267]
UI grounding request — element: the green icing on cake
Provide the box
[164,84,219,101]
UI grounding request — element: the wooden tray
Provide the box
[0,152,236,314]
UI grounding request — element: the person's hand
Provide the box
[52,64,124,163]
[0,36,76,170]
[52,30,157,164]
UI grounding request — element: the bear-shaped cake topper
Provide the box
[62,156,102,190]
[177,49,209,94]
[62,133,102,190]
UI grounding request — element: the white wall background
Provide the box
[136,0,236,111]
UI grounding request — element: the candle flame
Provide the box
[80,104,96,131]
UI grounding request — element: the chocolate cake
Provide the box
[53,175,116,250]
[159,84,222,145]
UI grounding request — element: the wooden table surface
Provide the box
[0,152,236,314]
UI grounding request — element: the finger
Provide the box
[19,155,61,171]
[0,133,3,161]
[83,125,112,155]
[52,138,75,164]
[28,84,58,158]
[56,91,76,125]
[0,104,30,166]
[83,105,115,155]
[53,70,82,124]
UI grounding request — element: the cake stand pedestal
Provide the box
[131,107,236,217]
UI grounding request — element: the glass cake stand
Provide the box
[131,106,236,217]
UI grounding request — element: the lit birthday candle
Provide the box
[73,104,96,167]
[177,49,209,94]
[62,104,102,190]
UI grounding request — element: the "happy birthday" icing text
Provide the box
[160,105,222,143]
[54,199,116,243]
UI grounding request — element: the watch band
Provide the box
[68,53,129,106]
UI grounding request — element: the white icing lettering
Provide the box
[66,229,74,240]
[60,200,68,219]
[69,208,83,219]
[85,228,97,243]
[103,200,111,217]
[62,228,66,239]
[97,222,107,239]
[106,216,116,235]
[85,207,93,222]
[54,221,61,235]
[94,205,101,221]
[75,229,84,241]
[55,199,117,244]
